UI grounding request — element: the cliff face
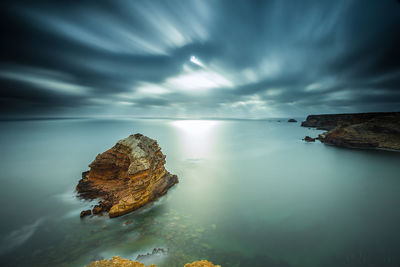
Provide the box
[301,112,400,130]
[86,257,219,267]
[302,112,400,151]
[76,133,178,218]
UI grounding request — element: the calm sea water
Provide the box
[0,118,400,267]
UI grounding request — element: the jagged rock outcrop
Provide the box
[86,257,219,267]
[302,112,400,151]
[76,133,178,218]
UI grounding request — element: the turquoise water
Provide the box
[0,118,400,267]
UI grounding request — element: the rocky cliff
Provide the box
[301,112,400,151]
[301,112,399,130]
[76,133,178,218]
[86,257,219,267]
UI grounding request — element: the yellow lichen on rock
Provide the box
[184,260,221,267]
[86,256,155,267]
[86,257,220,267]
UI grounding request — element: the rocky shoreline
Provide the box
[301,112,400,151]
[76,133,178,218]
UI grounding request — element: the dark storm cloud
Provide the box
[0,0,399,118]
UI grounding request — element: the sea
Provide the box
[0,118,400,267]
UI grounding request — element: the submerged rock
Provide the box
[76,133,178,218]
[288,118,297,122]
[86,257,219,267]
[302,112,400,151]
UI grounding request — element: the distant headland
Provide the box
[301,112,400,151]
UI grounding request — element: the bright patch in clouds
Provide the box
[231,95,268,110]
[190,56,205,67]
[166,70,233,91]
[136,83,170,95]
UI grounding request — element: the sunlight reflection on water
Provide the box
[170,120,221,160]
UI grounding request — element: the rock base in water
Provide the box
[76,134,178,218]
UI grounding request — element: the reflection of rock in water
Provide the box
[136,248,169,262]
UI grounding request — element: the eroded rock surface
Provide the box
[184,260,220,267]
[86,256,155,267]
[76,133,178,218]
[301,112,400,151]
[86,257,219,267]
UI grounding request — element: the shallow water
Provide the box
[0,118,400,267]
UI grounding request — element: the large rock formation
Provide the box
[86,257,219,267]
[301,112,400,151]
[76,133,178,218]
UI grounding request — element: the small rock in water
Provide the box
[92,205,103,214]
[288,118,297,122]
[303,136,316,142]
[80,209,92,218]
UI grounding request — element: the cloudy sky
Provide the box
[1,0,400,118]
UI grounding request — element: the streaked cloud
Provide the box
[0,0,399,118]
